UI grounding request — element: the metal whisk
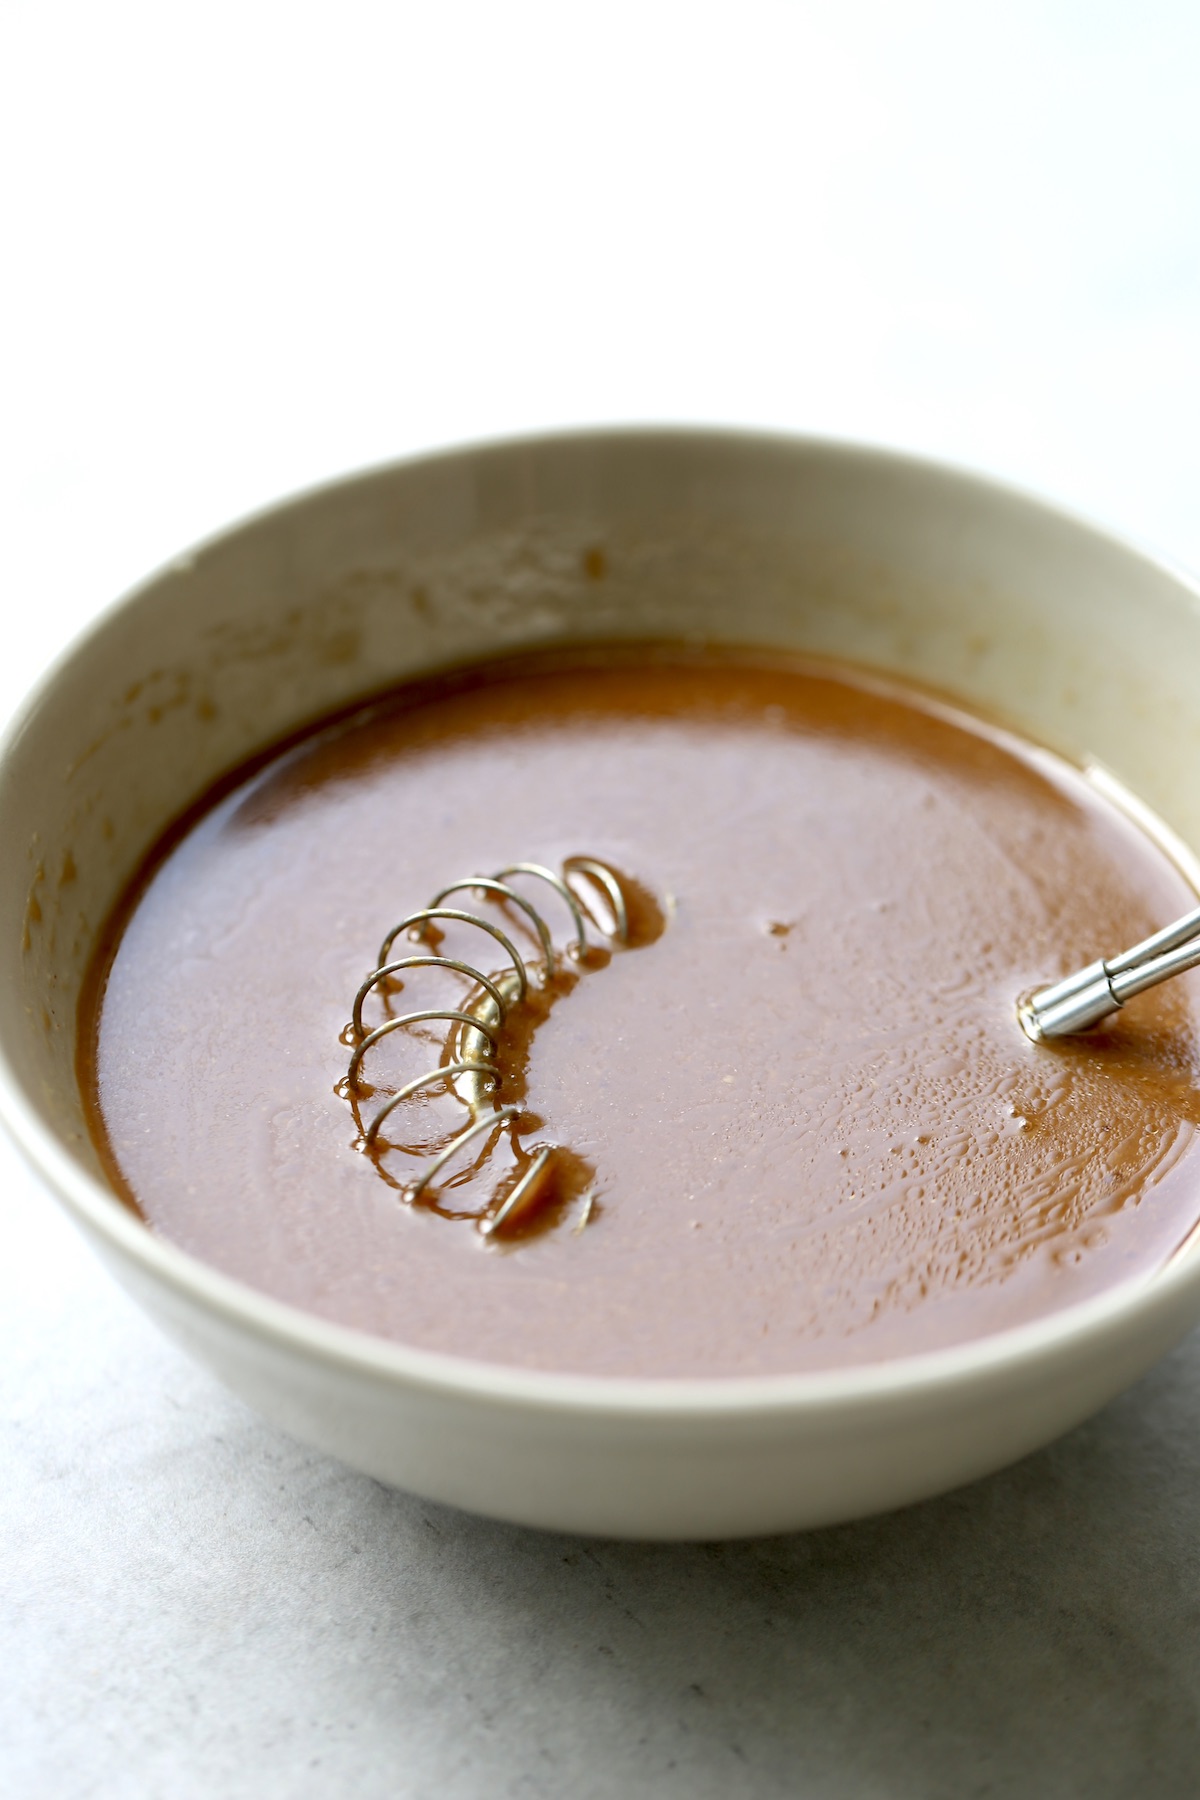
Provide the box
[1019,904,1200,1042]
[342,856,629,1235]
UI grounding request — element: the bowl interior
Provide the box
[5,430,1200,1247]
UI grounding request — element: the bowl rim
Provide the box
[5,421,1200,1422]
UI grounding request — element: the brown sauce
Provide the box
[79,647,1200,1377]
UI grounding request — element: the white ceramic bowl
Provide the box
[5,428,1200,1540]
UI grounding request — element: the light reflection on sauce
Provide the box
[79,647,1200,1377]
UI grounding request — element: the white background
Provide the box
[5,2,1200,720]
[6,6,1200,1795]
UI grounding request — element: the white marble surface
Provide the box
[6,4,1200,1792]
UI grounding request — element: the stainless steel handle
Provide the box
[1019,905,1200,1042]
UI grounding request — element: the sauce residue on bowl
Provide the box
[79,647,1200,1376]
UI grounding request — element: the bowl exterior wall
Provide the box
[79,1211,1200,1538]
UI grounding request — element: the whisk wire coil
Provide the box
[351,954,511,1043]
[344,855,629,1232]
[362,1060,501,1149]
[376,907,531,997]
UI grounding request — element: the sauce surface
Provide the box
[81,649,1200,1376]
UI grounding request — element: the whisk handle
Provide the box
[1018,962,1119,1041]
[1020,904,1200,1042]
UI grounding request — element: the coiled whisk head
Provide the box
[341,856,630,1237]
